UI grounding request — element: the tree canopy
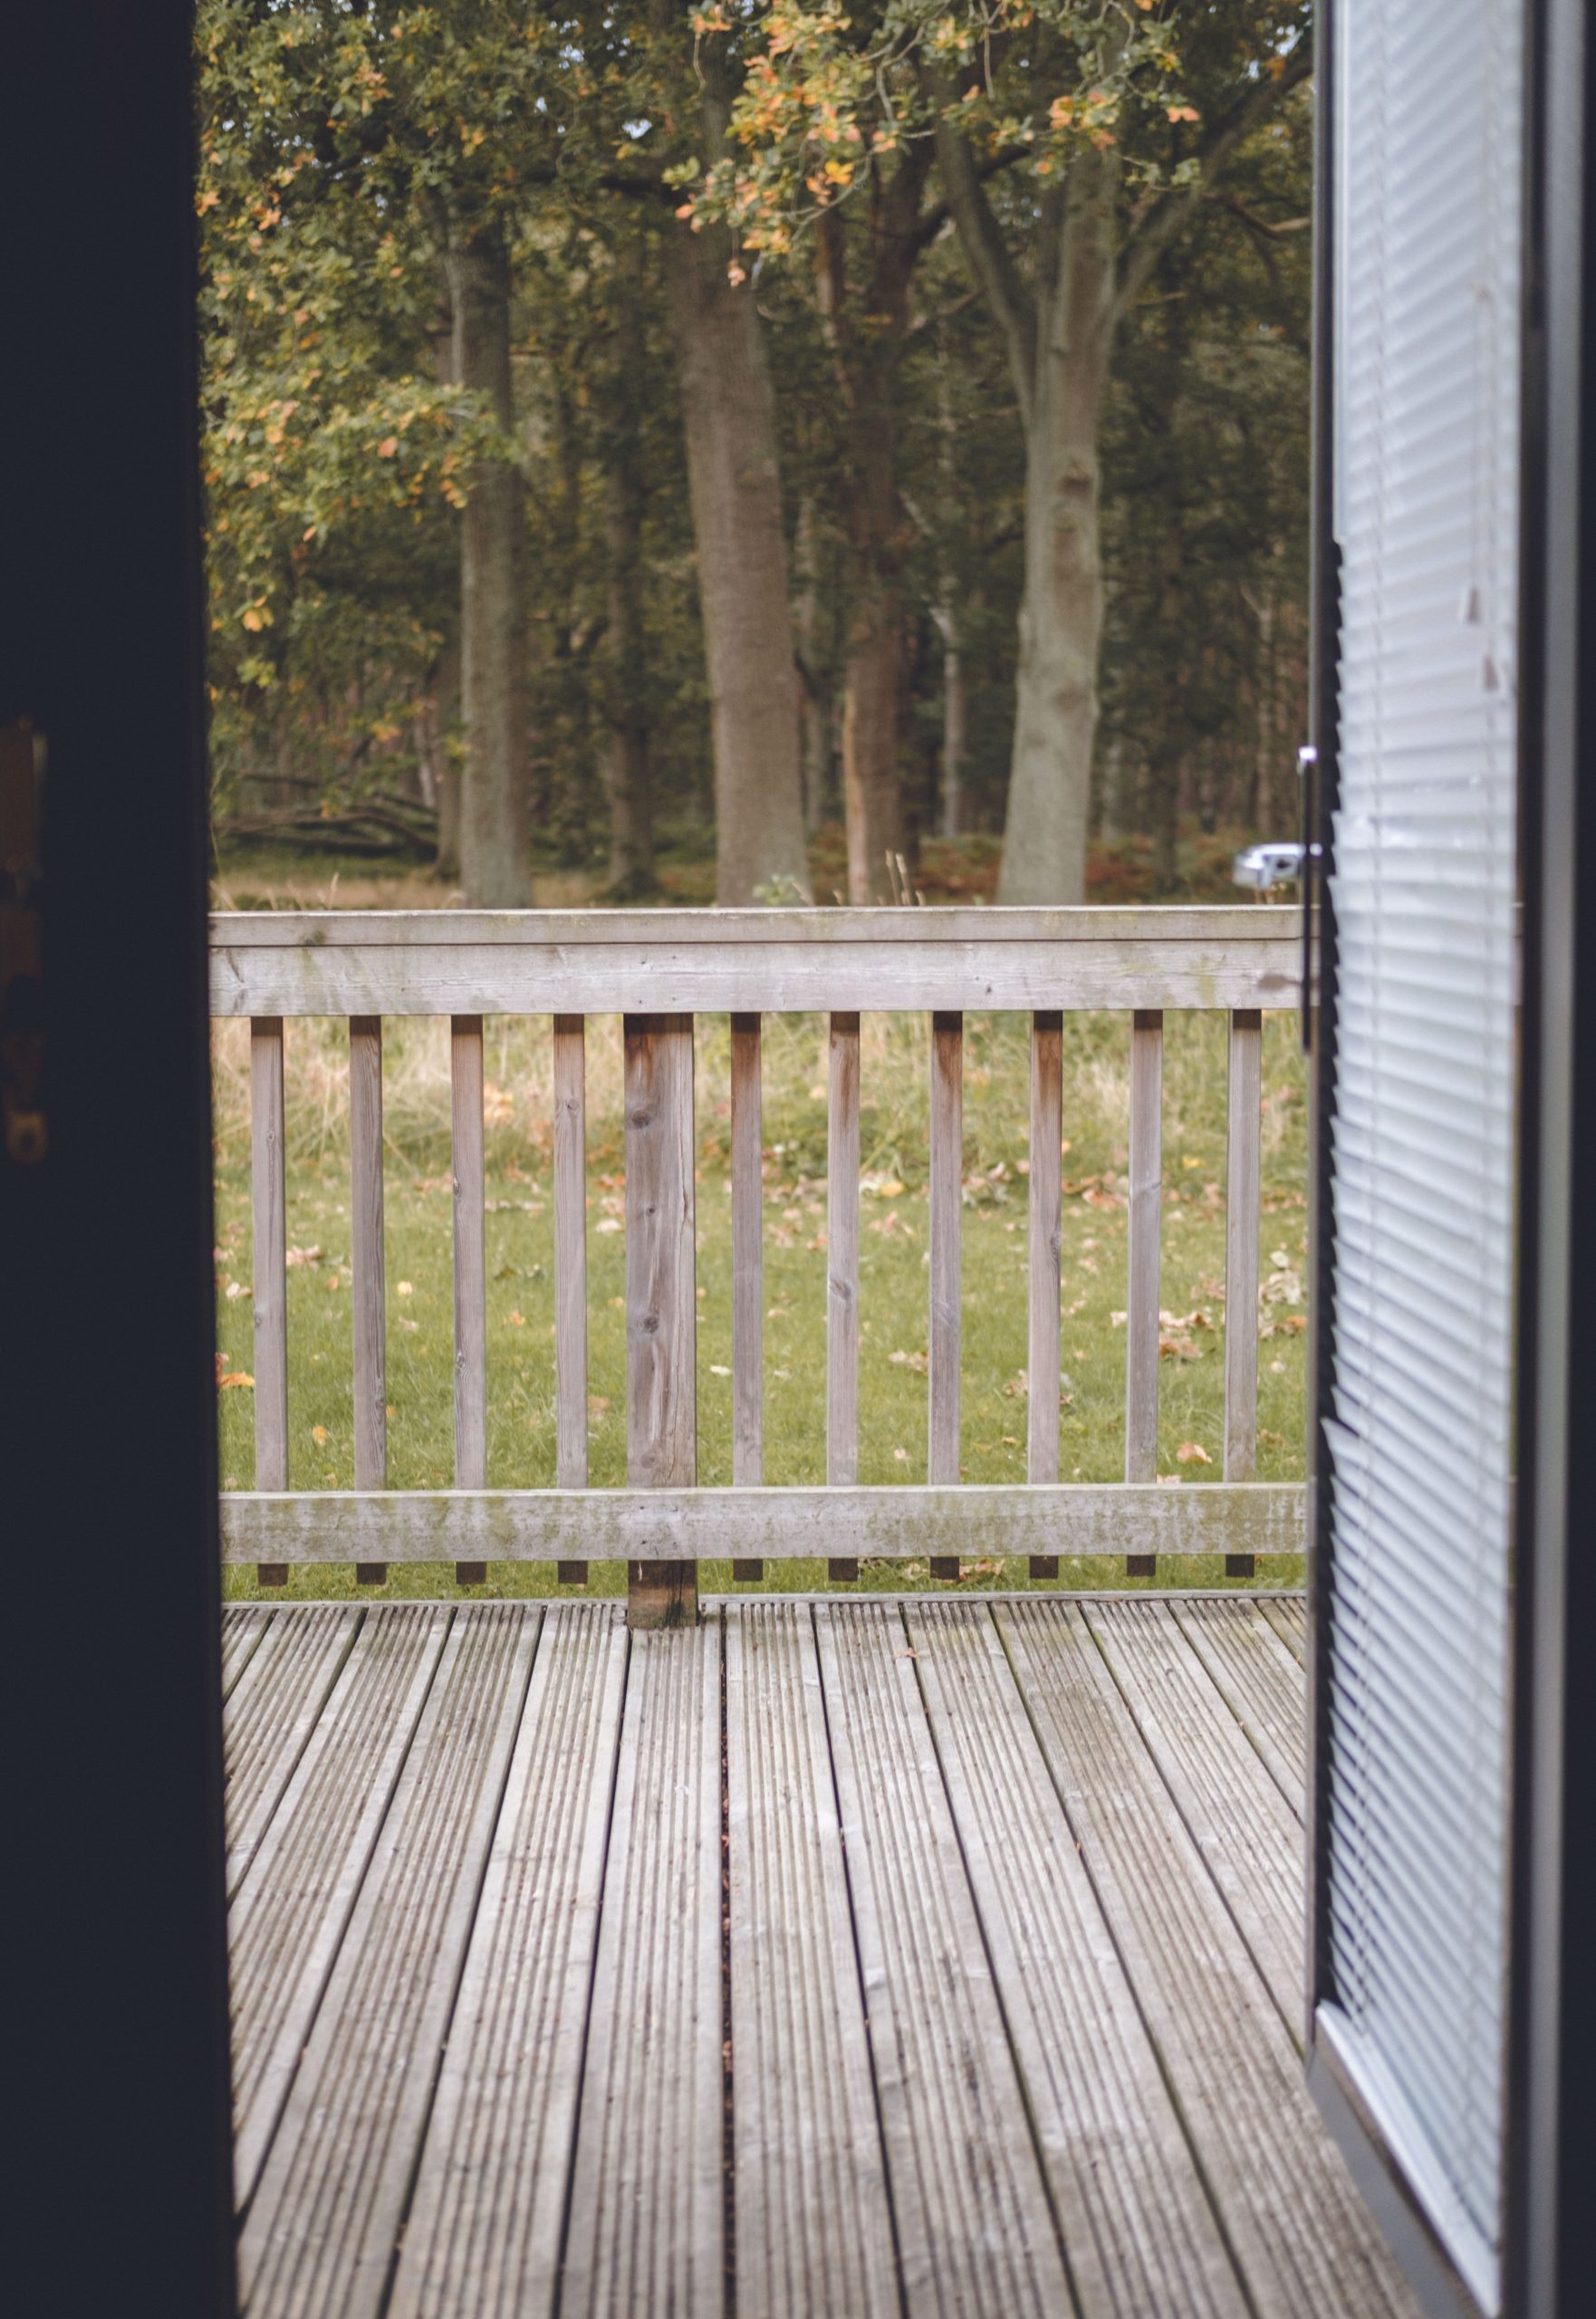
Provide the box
[197,2,1314,903]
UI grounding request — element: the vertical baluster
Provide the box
[350,1015,387,1585]
[1125,1007,1162,1576]
[451,1016,486,1585]
[1027,1011,1063,1580]
[826,1013,860,1583]
[624,1015,697,1626]
[553,1014,589,1586]
[1224,1007,1263,1577]
[730,1014,764,1583]
[928,1012,963,1581]
[250,1016,289,1586]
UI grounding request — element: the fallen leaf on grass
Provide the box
[396,1279,415,1296]
[285,1245,323,1267]
[1176,1440,1211,1465]
[505,1308,526,1327]
[867,1209,916,1238]
[596,1217,621,1235]
[218,1371,254,1390]
[708,1363,731,1377]
[888,1347,929,1373]
[311,1425,328,1445]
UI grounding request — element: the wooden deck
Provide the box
[224,1593,1418,2318]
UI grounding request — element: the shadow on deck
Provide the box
[225,1593,1418,2317]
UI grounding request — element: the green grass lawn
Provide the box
[215,1008,1309,1600]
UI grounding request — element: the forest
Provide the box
[197,1,1313,909]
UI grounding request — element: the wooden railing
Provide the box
[213,907,1305,1623]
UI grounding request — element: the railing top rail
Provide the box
[210,903,1303,1018]
[211,903,1298,950]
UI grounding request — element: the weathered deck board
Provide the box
[1256,1591,1308,1663]
[1169,1596,1308,1809]
[223,1604,272,1698]
[224,1602,360,1896]
[221,1593,1416,2319]
[997,1601,1421,2319]
[562,1623,724,2318]
[239,1604,535,2316]
[814,1601,1071,2316]
[726,1603,898,2319]
[907,1601,1246,2317]
[228,1603,451,2208]
[1082,1599,1303,2028]
[389,1604,628,2319]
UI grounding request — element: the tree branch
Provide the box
[1218,192,1312,239]
[920,76,1037,429]
[1112,44,1313,325]
[909,140,1030,255]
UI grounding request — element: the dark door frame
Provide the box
[3,6,237,2313]
[1505,2,1595,2314]
[1304,5,1595,2318]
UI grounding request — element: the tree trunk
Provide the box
[841,593,904,900]
[447,216,530,908]
[996,158,1116,905]
[1097,728,1131,842]
[662,218,808,904]
[817,164,928,905]
[836,343,907,900]
[793,495,831,832]
[431,627,462,879]
[272,691,295,813]
[601,276,655,900]
[935,607,965,838]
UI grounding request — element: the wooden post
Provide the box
[1028,1011,1063,1580]
[250,1016,289,1587]
[1125,1009,1162,1577]
[730,1014,764,1582]
[928,1012,962,1580]
[450,1017,486,1584]
[625,1015,697,1626]
[350,1016,387,1584]
[1224,1008,1263,1576]
[553,1015,589,1585]
[827,1012,860,1583]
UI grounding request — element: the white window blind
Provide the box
[1322,1,1520,2310]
